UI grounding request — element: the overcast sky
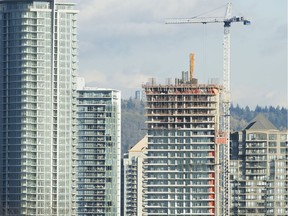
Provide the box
[68,0,286,108]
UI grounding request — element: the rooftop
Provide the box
[244,114,277,131]
[129,136,148,153]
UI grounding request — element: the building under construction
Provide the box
[142,56,225,215]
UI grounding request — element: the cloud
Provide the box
[232,85,287,109]
[74,1,231,49]
[83,67,150,90]
[73,0,227,37]
[75,0,200,23]
[69,0,286,107]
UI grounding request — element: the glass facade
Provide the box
[0,1,78,215]
[77,89,121,216]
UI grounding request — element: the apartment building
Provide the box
[123,136,147,216]
[0,1,78,215]
[77,86,121,215]
[230,114,288,215]
[142,74,223,215]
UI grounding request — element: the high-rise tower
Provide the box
[0,0,78,215]
[77,84,121,216]
[142,74,222,215]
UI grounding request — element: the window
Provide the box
[269,142,277,147]
[269,134,277,140]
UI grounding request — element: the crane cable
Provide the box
[202,23,207,82]
[190,3,227,19]
[198,4,227,83]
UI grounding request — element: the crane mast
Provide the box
[166,3,250,216]
[222,4,232,216]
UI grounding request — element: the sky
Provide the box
[67,0,286,108]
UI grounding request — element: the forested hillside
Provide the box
[230,104,288,131]
[121,98,287,155]
[121,99,146,155]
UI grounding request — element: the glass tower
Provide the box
[77,87,121,216]
[0,0,78,215]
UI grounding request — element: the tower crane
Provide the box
[166,3,250,216]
